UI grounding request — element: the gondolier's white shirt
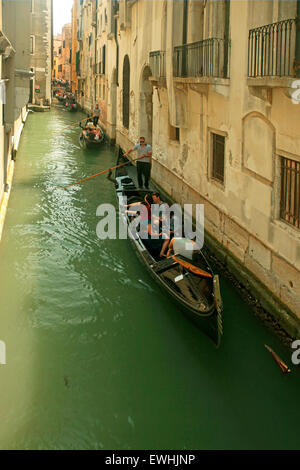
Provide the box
[133,144,152,163]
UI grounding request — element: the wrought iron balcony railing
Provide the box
[248,18,298,77]
[149,51,166,78]
[173,38,230,78]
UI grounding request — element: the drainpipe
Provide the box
[94,7,97,102]
[224,0,230,78]
[114,17,119,86]
[182,0,188,45]
[295,0,300,77]
[51,0,53,87]
[182,0,188,76]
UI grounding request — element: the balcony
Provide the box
[149,51,166,77]
[248,18,299,91]
[149,51,166,87]
[173,38,230,80]
[172,38,230,97]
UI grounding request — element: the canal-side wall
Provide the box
[0,106,29,242]
[0,0,33,240]
[0,159,14,242]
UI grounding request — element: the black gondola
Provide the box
[113,154,223,347]
[56,93,64,102]
[66,102,78,112]
[79,124,105,149]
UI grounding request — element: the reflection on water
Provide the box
[0,108,299,450]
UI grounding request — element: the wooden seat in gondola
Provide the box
[152,257,178,274]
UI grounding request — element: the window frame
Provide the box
[277,152,300,231]
[169,124,180,143]
[30,35,35,55]
[208,128,227,188]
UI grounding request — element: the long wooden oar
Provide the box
[63,155,144,189]
[265,344,291,374]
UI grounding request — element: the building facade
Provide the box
[71,0,80,94]
[0,0,31,240]
[0,0,53,240]
[72,0,300,335]
[53,34,63,80]
[76,0,96,110]
[53,24,72,84]
[61,23,72,82]
[29,0,53,105]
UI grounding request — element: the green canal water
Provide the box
[0,108,299,450]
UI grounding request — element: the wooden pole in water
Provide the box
[265,344,291,374]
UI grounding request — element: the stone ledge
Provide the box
[247,77,295,88]
[174,76,230,86]
[149,76,167,88]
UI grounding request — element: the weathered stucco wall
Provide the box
[30,0,52,104]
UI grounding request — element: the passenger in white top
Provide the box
[167,237,199,260]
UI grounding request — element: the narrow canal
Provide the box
[0,108,299,450]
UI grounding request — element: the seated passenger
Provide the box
[159,214,181,258]
[125,194,164,257]
[94,128,101,140]
[125,194,153,218]
[84,122,96,139]
[142,225,165,258]
[142,195,166,257]
[166,237,199,260]
[152,192,169,215]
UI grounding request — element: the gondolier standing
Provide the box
[124,137,152,189]
[93,103,101,126]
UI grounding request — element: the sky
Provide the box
[53,0,73,35]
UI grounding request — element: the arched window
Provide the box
[122,55,130,129]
